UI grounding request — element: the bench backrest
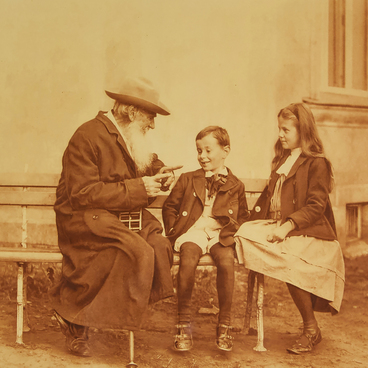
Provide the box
[0,173,267,248]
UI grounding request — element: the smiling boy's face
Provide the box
[196,133,230,173]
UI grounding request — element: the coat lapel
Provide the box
[193,170,206,206]
[285,155,307,181]
[218,168,238,192]
[271,154,307,185]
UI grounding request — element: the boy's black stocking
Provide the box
[177,242,202,324]
[210,243,235,326]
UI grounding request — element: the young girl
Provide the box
[235,103,345,354]
[162,126,249,352]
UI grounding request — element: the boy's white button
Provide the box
[228,209,233,214]
[255,206,261,212]
[193,192,197,197]
[182,211,188,216]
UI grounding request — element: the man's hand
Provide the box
[142,173,172,197]
[266,220,295,243]
[159,165,183,191]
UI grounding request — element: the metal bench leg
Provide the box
[244,270,256,333]
[254,273,267,351]
[126,330,137,367]
[22,264,30,333]
[16,262,25,344]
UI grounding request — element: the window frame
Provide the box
[316,0,368,107]
[346,203,362,242]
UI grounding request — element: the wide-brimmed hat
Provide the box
[105,77,170,115]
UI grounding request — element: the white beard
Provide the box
[124,122,154,174]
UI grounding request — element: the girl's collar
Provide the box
[290,147,302,157]
[276,148,302,176]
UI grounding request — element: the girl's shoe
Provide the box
[174,323,193,351]
[287,327,322,354]
[216,324,234,352]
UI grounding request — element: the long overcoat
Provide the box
[250,155,337,240]
[51,111,173,330]
[162,168,249,247]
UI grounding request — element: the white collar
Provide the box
[107,110,121,132]
[290,147,302,157]
[276,148,302,176]
[106,110,132,154]
[205,167,228,178]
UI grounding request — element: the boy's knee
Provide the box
[180,242,202,256]
[216,258,234,271]
[211,245,234,263]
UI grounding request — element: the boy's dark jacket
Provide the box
[250,155,337,241]
[162,168,249,246]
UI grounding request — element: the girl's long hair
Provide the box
[272,103,334,192]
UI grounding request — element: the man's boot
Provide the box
[54,311,91,357]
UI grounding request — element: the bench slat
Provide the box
[148,195,167,208]
[173,253,215,266]
[240,178,267,192]
[0,191,56,206]
[0,175,267,191]
[173,253,239,266]
[0,248,63,262]
[0,248,215,266]
[0,173,60,187]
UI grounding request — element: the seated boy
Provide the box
[162,126,249,352]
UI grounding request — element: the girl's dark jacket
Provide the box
[250,154,337,241]
[162,168,250,247]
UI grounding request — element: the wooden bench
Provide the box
[0,173,267,367]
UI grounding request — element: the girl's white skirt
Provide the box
[235,220,345,314]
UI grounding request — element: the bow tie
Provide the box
[205,173,227,199]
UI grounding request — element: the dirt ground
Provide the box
[0,254,367,368]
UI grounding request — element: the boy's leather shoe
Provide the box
[174,323,193,351]
[216,324,234,352]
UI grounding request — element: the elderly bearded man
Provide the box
[51,77,179,357]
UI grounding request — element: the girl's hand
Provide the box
[267,220,295,243]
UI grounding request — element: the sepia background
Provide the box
[1,0,368,251]
[0,1,368,367]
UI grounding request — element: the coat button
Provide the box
[228,209,233,215]
[182,211,188,216]
[193,192,197,197]
[293,199,296,204]
[255,206,261,213]
[92,215,99,220]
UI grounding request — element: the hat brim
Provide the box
[105,91,170,116]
